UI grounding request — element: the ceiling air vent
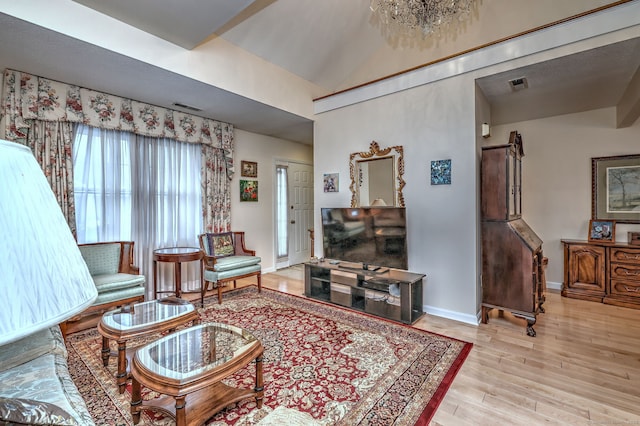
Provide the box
[172,102,202,112]
[508,77,528,91]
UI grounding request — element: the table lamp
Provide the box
[0,139,97,346]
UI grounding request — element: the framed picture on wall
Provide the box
[241,161,258,178]
[323,173,339,193]
[588,219,615,242]
[240,180,258,202]
[592,154,640,223]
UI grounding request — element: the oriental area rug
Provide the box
[66,287,472,425]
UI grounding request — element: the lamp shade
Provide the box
[0,140,97,345]
[371,198,387,206]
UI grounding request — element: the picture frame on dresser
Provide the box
[592,154,640,223]
[588,219,615,242]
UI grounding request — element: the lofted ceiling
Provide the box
[0,1,638,145]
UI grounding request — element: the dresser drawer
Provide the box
[609,280,640,297]
[610,247,640,264]
[610,263,640,282]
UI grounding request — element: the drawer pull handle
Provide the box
[623,285,640,293]
[619,253,640,260]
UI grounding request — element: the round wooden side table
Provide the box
[153,247,203,300]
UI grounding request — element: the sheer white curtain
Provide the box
[73,125,203,298]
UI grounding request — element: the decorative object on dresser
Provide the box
[629,232,640,245]
[588,219,615,242]
[480,131,546,337]
[592,154,640,223]
[562,239,640,309]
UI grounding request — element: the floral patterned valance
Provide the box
[1,69,234,177]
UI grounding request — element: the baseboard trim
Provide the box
[546,281,562,291]
[424,304,479,326]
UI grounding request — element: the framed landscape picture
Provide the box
[240,180,258,202]
[592,154,640,223]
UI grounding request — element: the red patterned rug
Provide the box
[66,286,472,425]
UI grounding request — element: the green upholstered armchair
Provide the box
[61,241,145,336]
[198,232,261,305]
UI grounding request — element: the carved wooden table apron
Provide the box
[97,298,199,394]
[130,322,264,426]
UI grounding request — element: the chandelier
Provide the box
[370,0,477,41]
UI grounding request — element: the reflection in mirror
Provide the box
[349,141,405,207]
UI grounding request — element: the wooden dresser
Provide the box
[562,239,640,309]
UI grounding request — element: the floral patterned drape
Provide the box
[1,68,234,232]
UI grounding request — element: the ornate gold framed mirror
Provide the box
[349,141,405,207]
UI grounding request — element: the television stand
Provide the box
[304,261,425,324]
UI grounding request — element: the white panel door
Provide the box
[288,163,314,265]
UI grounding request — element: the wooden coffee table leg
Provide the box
[117,340,128,394]
[131,378,142,424]
[101,336,110,367]
[175,395,187,426]
[255,354,264,408]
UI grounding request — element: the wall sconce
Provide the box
[482,123,491,138]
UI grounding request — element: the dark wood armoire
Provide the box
[481,131,546,336]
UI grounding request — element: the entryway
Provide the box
[276,162,314,267]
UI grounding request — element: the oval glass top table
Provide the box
[130,322,264,426]
[153,247,203,301]
[97,298,200,394]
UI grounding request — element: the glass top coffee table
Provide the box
[97,298,200,394]
[130,322,264,426]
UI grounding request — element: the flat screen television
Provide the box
[321,207,408,270]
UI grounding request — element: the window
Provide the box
[73,125,202,294]
[276,165,288,258]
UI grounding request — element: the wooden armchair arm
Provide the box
[202,253,219,270]
[233,231,256,256]
[119,241,141,274]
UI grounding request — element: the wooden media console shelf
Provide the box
[304,260,425,324]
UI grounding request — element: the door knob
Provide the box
[290,220,296,224]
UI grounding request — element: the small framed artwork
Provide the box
[324,173,339,193]
[241,160,258,178]
[240,180,258,202]
[588,219,615,242]
[431,159,452,185]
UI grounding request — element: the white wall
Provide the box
[314,77,479,324]
[314,7,640,324]
[231,129,313,273]
[491,109,640,290]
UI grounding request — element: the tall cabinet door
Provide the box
[563,242,606,302]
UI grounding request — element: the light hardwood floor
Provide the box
[219,265,640,426]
